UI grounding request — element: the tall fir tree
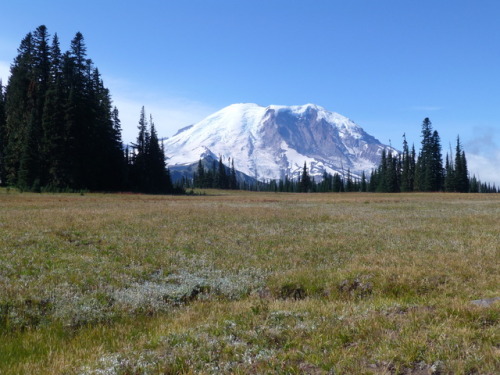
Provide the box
[415,118,443,191]
[63,33,87,187]
[453,136,469,192]
[230,158,238,189]
[386,151,398,192]
[130,106,149,192]
[129,108,173,194]
[345,168,354,192]
[194,159,205,188]
[429,130,444,191]
[400,134,412,192]
[0,81,6,185]
[109,106,126,189]
[148,117,172,193]
[360,170,367,192]
[6,26,51,189]
[41,33,68,188]
[300,161,311,192]
[408,144,416,191]
[444,153,455,192]
[217,156,228,189]
[376,149,388,192]
[4,32,34,186]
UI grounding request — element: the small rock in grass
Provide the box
[470,297,500,307]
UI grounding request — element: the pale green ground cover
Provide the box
[0,189,498,374]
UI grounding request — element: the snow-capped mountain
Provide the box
[164,103,396,181]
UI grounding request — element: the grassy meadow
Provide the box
[0,189,498,374]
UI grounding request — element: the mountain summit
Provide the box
[164,103,395,181]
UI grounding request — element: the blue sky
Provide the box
[1,0,499,184]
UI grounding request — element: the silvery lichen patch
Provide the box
[112,267,267,314]
[79,308,326,375]
[1,267,267,330]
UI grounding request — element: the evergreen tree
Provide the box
[4,26,51,190]
[17,111,41,191]
[400,134,412,192]
[32,25,51,105]
[148,118,172,193]
[386,151,398,192]
[0,81,6,185]
[195,159,205,188]
[360,171,367,192]
[415,118,443,191]
[63,32,90,188]
[41,34,67,188]
[230,158,238,189]
[204,160,216,188]
[368,169,377,192]
[376,149,388,192]
[444,153,455,192]
[345,168,354,192]
[130,106,149,191]
[300,162,311,192]
[454,136,469,192]
[409,144,416,191]
[110,106,127,189]
[430,130,444,191]
[70,32,87,75]
[92,96,124,191]
[332,173,344,192]
[129,108,174,194]
[321,172,333,192]
[4,32,34,186]
[217,156,228,189]
[414,119,430,191]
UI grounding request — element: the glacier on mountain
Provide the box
[164,103,397,181]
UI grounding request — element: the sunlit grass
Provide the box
[0,189,498,374]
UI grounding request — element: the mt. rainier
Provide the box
[164,103,396,182]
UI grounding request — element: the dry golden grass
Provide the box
[0,189,498,374]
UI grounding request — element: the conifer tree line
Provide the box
[192,156,238,189]
[267,168,365,193]
[0,26,177,194]
[368,118,497,193]
[190,160,365,193]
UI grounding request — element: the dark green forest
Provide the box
[0,26,176,194]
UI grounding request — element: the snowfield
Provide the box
[164,103,398,181]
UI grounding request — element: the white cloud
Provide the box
[463,126,500,187]
[467,151,500,187]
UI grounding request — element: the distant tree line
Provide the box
[368,118,497,193]
[188,159,367,193]
[0,26,178,194]
[186,118,497,194]
[192,157,238,189]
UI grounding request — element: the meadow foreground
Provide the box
[0,190,498,374]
